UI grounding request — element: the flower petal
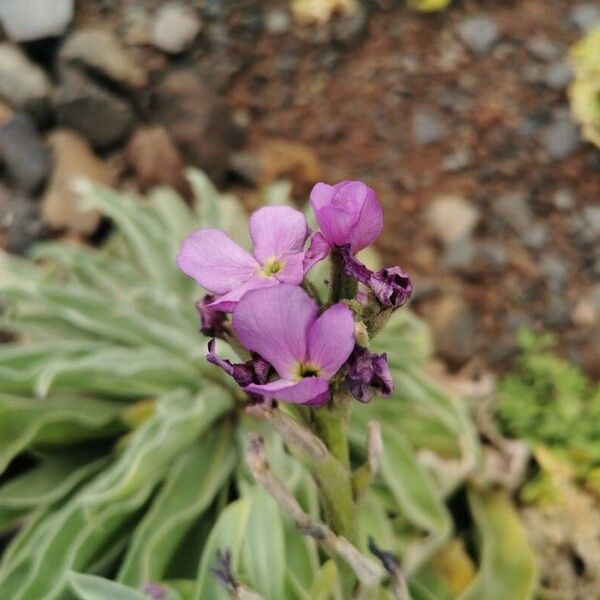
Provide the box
[303,232,331,273]
[232,284,318,379]
[307,303,355,379]
[274,252,305,284]
[250,206,309,263]
[208,276,277,313]
[244,377,330,406]
[176,229,258,294]
[348,186,383,252]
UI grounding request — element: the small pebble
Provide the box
[570,3,600,33]
[541,118,580,160]
[152,2,202,54]
[413,109,444,145]
[457,15,499,55]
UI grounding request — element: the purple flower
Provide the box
[232,285,355,406]
[177,206,310,312]
[142,583,167,600]
[207,339,270,389]
[339,245,412,309]
[196,295,227,338]
[345,346,394,403]
[310,181,383,253]
[369,267,412,308]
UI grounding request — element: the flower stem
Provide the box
[330,247,358,303]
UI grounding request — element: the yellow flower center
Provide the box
[261,258,283,277]
[294,363,321,379]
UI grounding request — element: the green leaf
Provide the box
[194,498,252,600]
[459,490,537,600]
[306,560,339,600]
[118,425,236,585]
[70,572,146,600]
[242,486,286,599]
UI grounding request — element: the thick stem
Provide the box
[330,248,358,303]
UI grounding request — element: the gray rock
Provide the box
[582,206,600,238]
[0,114,50,193]
[54,70,135,149]
[527,37,563,62]
[0,195,47,255]
[60,28,147,89]
[152,2,202,54]
[457,15,499,55]
[553,188,575,210]
[413,110,444,145]
[0,44,52,116]
[265,9,291,34]
[570,3,600,33]
[332,3,368,45]
[542,118,580,160]
[545,294,571,328]
[543,62,573,90]
[441,238,476,271]
[540,255,568,291]
[477,240,508,269]
[153,70,245,184]
[493,192,533,233]
[427,194,480,245]
[522,224,549,250]
[441,148,472,172]
[0,0,74,42]
[430,295,478,367]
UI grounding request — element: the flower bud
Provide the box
[345,346,394,403]
[196,295,227,338]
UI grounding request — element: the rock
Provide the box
[441,148,472,172]
[545,294,571,328]
[332,2,368,45]
[542,117,581,160]
[126,126,183,191]
[60,28,147,89]
[522,224,549,250]
[540,255,568,292]
[492,191,533,233]
[0,0,74,42]
[0,44,52,116]
[441,238,476,271]
[0,114,50,193]
[413,109,444,145]
[570,3,600,33]
[582,206,600,238]
[527,37,563,62]
[457,15,499,55]
[42,130,115,235]
[0,195,47,255]
[152,2,202,54]
[54,70,135,150]
[543,62,573,90]
[152,70,245,184]
[230,139,322,198]
[553,189,575,210]
[572,297,597,327]
[429,295,478,367]
[265,9,291,34]
[476,240,508,269]
[427,194,480,245]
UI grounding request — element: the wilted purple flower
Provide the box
[345,346,393,403]
[303,231,331,272]
[177,206,310,312]
[310,181,383,253]
[196,295,227,337]
[231,285,355,406]
[142,583,167,600]
[207,339,270,389]
[369,267,412,308]
[339,245,412,309]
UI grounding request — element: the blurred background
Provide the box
[1,0,599,376]
[0,1,600,597]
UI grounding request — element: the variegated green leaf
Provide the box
[70,573,146,600]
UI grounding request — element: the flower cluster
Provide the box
[177,181,412,407]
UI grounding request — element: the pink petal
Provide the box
[348,187,383,252]
[232,284,318,379]
[303,232,331,273]
[176,229,259,294]
[244,377,330,406]
[250,206,309,263]
[307,304,355,379]
[208,276,277,313]
[274,252,305,284]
